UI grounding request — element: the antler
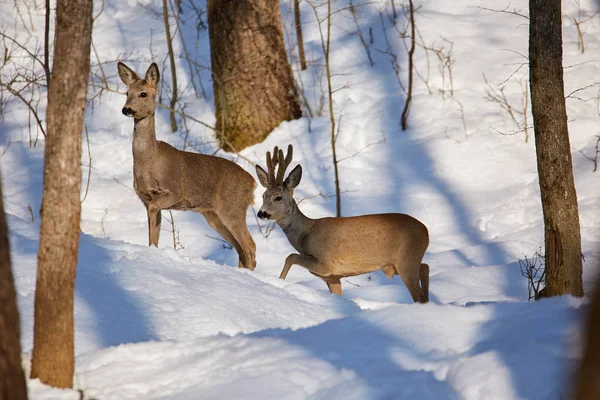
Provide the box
[264,144,294,185]
[265,146,279,185]
[275,144,293,184]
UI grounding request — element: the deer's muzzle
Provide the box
[257,210,271,219]
[122,107,135,116]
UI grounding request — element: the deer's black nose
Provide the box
[257,210,271,219]
[122,107,134,116]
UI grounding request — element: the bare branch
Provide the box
[468,4,529,20]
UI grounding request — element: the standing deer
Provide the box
[117,62,256,270]
[256,145,430,302]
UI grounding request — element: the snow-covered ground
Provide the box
[1,0,600,398]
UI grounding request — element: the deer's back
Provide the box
[304,213,429,276]
[134,142,255,211]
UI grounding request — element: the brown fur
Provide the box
[256,145,430,301]
[118,62,256,269]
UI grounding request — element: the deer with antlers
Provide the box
[117,62,256,270]
[255,145,430,302]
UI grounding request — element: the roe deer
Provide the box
[117,62,256,270]
[256,145,430,302]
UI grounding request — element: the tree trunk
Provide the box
[30,0,93,388]
[208,0,302,152]
[529,0,583,298]
[0,173,28,400]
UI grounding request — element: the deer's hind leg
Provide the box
[394,260,428,304]
[231,225,255,271]
[419,263,430,303]
[218,211,256,271]
[204,211,247,268]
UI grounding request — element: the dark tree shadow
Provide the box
[76,233,158,347]
[251,311,459,399]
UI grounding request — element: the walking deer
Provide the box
[117,62,256,270]
[256,145,430,302]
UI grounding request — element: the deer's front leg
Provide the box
[147,192,179,247]
[280,253,326,279]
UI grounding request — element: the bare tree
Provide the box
[30,0,93,388]
[529,0,583,297]
[0,172,28,400]
[207,0,302,151]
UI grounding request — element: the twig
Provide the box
[0,76,46,137]
[171,0,204,98]
[205,234,232,249]
[44,0,51,86]
[343,279,361,287]
[336,137,386,164]
[489,126,518,136]
[566,81,600,100]
[27,204,34,222]
[451,97,468,138]
[162,0,178,132]
[469,4,529,20]
[579,136,600,172]
[0,32,46,69]
[349,0,374,67]
[295,0,307,70]
[101,208,108,235]
[401,0,415,131]
[81,125,92,204]
[522,79,529,142]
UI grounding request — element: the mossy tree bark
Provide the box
[529,0,583,298]
[208,0,302,151]
[30,0,93,388]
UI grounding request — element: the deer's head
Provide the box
[117,62,159,119]
[256,144,302,221]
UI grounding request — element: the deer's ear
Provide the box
[256,165,269,188]
[117,62,139,86]
[284,165,302,189]
[145,63,160,88]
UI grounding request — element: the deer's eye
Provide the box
[140,92,148,98]
[274,196,283,202]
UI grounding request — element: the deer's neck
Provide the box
[277,202,314,252]
[132,114,158,158]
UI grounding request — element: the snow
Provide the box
[1,0,599,398]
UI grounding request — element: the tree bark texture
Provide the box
[529,0,583,298]
[30,0,93,388]
[208,0,302,152]
[0,173,28,400]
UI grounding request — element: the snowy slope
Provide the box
[1,0,600,398]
